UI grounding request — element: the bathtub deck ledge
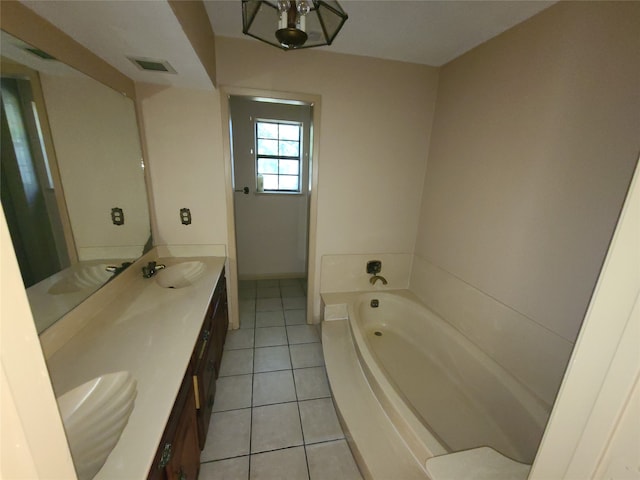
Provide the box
[425,447,530,480]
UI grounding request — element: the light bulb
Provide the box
[277,0,290,13]
[296,0,311,16]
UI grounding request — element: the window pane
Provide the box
[279,124,300,141]
[262,174,278,190]
[279,175,299,191]
[279,140,299,157]
[257,122,278,139]
[257,139,278,156]
[257,158,278,174]
[279,160,299,175]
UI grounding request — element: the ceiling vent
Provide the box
[128,57,177,74]
[24,47,56,60]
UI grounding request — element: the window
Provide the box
[255,120,302,193]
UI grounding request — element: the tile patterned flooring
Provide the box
[199,278,362,480]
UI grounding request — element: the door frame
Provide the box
[1,60,78,266]
[219,86,321,329]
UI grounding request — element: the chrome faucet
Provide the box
[370,275,387,285]
[142,261,166,278]
[104,262,133,281]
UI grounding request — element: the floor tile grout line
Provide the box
[243,393,332,411]
[201,437,348,466]
[247,291,257,480]
[286,310,312,480]
[250,441,304,456]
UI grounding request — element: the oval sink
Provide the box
[155,261,206,289]
[56,371,137,480]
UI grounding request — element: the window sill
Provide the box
[254,191,306,196]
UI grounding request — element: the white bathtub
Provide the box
[334,290,550,470]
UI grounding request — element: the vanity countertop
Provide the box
[44,254,226,480]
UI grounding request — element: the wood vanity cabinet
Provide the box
[148,371,200,480]
[193,269,228,449]
[148,270,228,479]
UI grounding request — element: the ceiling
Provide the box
[19,0,213,89]
[15,0,555,90]
[206,1,555,66]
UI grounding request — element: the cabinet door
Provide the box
[194,335,217,449]
[148,370,198,480]
[212,281,228,377]
[166,381,200,480]
[194,272,228,449]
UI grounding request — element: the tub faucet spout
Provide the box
[370,275,387,285]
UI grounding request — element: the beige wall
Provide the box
[136,83,228,249]
[41,72,149,260]
[415,1,639,340]
[411,0,640,407]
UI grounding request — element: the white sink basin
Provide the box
[56,371,137,480]
[48,264,112,295]
[155,261,206,289]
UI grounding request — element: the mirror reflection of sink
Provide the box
[47,265,112,295]
[56,371,137,480]
[155,261,206,289]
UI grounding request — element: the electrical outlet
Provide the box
[111,207,124,225]
[180,208,191,225]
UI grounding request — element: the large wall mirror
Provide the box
[1,31,151,333]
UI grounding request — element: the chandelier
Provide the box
[242,0,348,50]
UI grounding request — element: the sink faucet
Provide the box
[142,261,166,278]
[105,262,133,275]
[370,275,387,285]
[104,262,133,282]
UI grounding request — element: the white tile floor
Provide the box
[199,278,362,480]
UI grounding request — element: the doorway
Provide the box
[1,74,70,286]
[221,88,321,330]
[230,96,311,281]
[229,96,312,329]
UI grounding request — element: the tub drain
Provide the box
[374,331,383,336]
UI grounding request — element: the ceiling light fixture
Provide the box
[242,0,348,51]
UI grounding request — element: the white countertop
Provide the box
[45,255,226,480]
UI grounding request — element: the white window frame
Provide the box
[254,119,303,194]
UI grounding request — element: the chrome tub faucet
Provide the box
[366,260,387,286]
[370,275,388,285]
